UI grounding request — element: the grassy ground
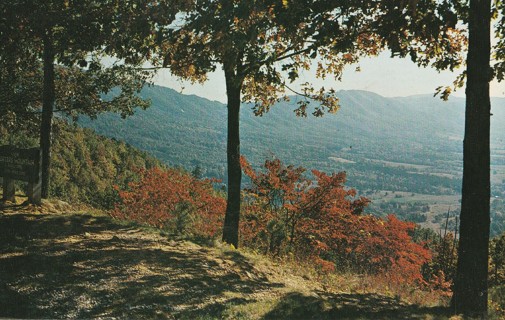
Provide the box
[0,198,500,319]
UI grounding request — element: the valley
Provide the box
[78,85,505,236]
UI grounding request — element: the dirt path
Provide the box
[0,210,451,319]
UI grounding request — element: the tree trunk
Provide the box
[221,69,242,248]
[452,0,491,317]
[40,31,55,199]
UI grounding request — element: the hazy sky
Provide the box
[153,52,505,103]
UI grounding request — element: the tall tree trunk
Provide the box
[40,31,55,199]
[452,0,491,316]
[221,69,242,248]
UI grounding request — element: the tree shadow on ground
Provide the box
[0,213,282,319]
[262,291,450,320]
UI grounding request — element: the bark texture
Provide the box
[221,68,242,248]
[40,32,55,199]
[452,0,491,316]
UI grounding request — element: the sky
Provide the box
[153,52,505,103]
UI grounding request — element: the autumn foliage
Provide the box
[111,157,441,286]
[240,156,431,284]
[111,167,225,237]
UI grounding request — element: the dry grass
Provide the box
[0,200,500,319]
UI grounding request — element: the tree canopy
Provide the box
[0,0,187,129]
[159,0,466,247]
[162,0,464,112]
[0,0,187,197]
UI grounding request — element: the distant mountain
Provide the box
[78,85,505,197]
[78,85,505,235]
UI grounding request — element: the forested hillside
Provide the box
[78,85,505,235]
[0,121,161,208]
[78,86,505,194]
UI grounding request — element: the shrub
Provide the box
[490,233,505,286]
[240,156,431,285]
[111,167,225,238]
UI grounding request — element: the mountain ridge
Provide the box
[78,85,505,195]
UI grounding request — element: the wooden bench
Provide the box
[0,145,42,205]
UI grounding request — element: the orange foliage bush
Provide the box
[111,167,225,237]
[240,156,431,284]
